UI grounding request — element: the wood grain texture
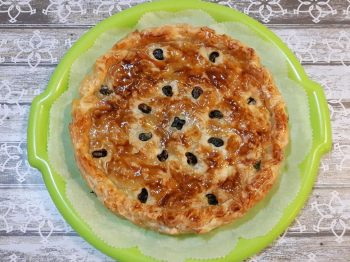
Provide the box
[1,26,349,66]
[0,0,349,25]
[0,187,349,261]
[1,0,350,261]
[1,187,349,235]
[0,236,114,261]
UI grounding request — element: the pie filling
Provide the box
[88,39,273,211]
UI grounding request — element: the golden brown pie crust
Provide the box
[69,24,289,235]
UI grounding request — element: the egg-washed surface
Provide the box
[70,24,289,234]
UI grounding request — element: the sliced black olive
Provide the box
[206,194,218,205]
[139,132,152,141]
[162,85,173,97]
[92,149,107,158]
[171,117,186,130]
[209,52,219,63]
[138,188,148,203]
[253,160,261,171]
[209,110,223,119]
[157,150,168,162]
[153,49,164,60]
[185,152,197,166]
[90,191,97,196]
[208,137,224,147]
[138,103,151,114]
[191,86,203,99]
[248,97,256,105]
[99,85,113,95]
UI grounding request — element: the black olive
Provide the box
[191,86,203,99]
[138,188,148,203]
[92,149,107,158]
[157,150,168,162]
[171,117,186,130]
[99,85,113,95]
[208,137,224,147]
[138,103,151,114]
[248,97,256,105]
[153,49,164,60]
[185,152,197,166]
[253,160,261,171]
[139,132,152,141]
[209,52,219,63]
[205,194,218,205]
[209,110,223,119]
[162,85,173,97]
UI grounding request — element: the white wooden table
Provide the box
[0,0,349,261]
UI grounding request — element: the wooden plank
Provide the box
[231,0,350,25]
[0,67,55,101]
[0,65,349,184]
[0,105,30,142]
[1,126,349,185]
[0,0,349,25]
[1,187,349,235]
[269,28,350,65]
[1,137,350,186]
[0,236,114,261]
[0,223,349,261]
[287,187,350,238]
[1,27,350,67]
[0,189,350,261]
[303,65,350,185]
[1,64,348,123]
[1,233,349,261]
[0,29,86,66]
[251,234,350,261]
[0,165,44,185]
[0,174,349,260]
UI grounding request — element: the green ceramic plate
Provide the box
[27,0,332,261]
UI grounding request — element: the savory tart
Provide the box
[69,24,289,235]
